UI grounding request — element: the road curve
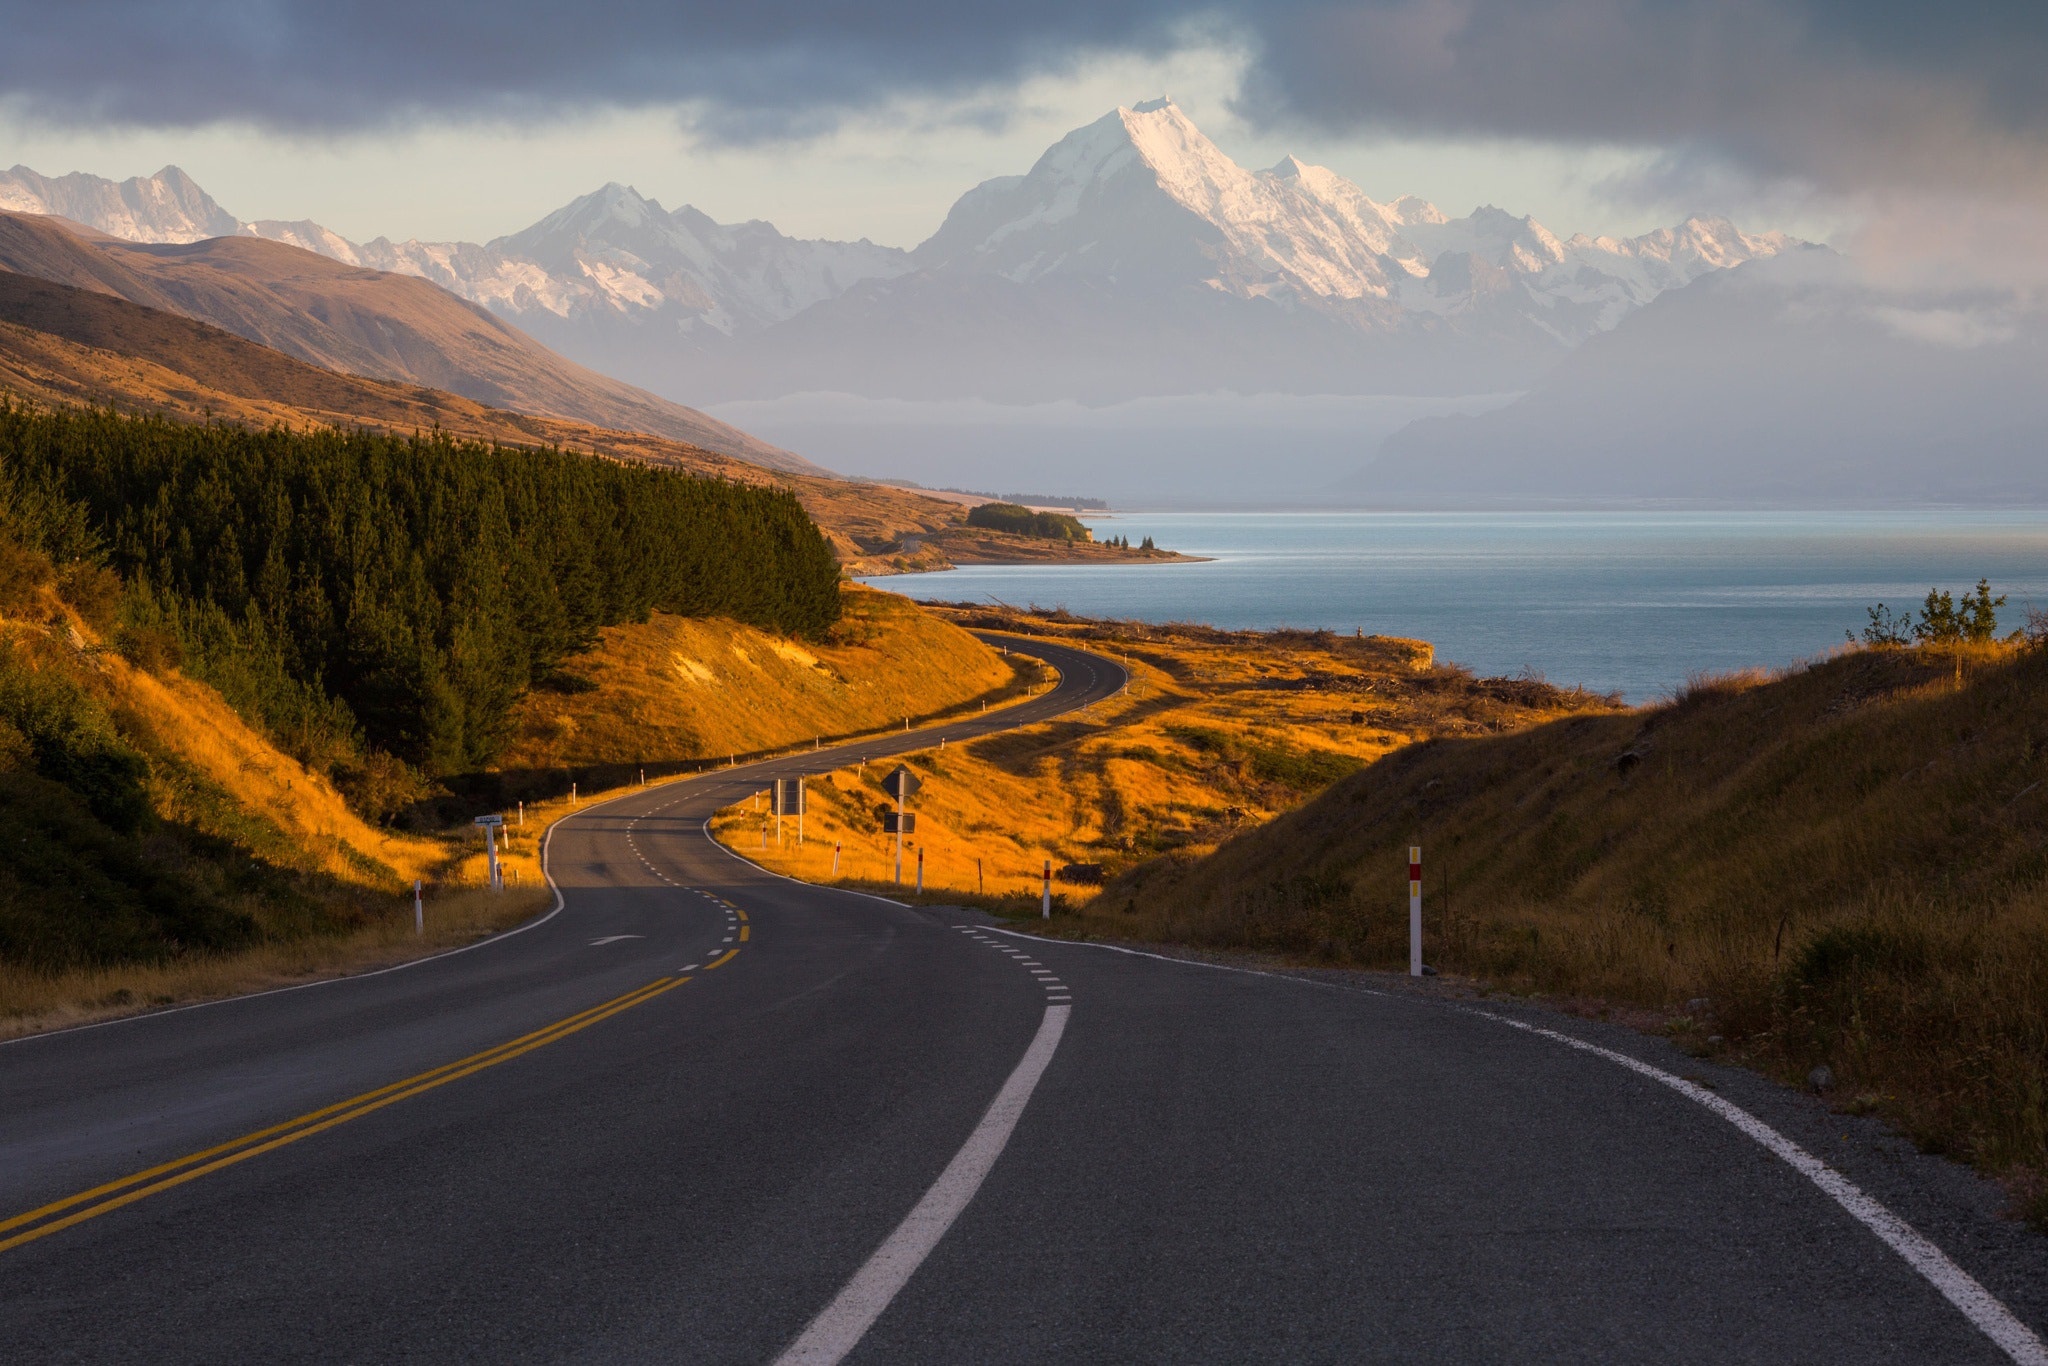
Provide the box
[2,631,2044,1363]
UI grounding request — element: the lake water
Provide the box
[862,511,2048,702]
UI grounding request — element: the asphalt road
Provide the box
[2,632,2044,1364]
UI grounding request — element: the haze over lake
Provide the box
[864,511,2048,702]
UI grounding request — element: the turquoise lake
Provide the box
[862,511,2048,702]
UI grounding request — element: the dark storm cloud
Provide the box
[3,1,2045,192]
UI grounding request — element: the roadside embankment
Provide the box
[709,606,1616,909]
[495,585,1029,785]
[1091,640,2048,1227]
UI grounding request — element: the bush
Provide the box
[966,502,1093,542]
[1913,579,2005,645]
[0,640,153,833]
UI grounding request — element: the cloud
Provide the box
[4,1,2045,199]
[1231,0,2048,198]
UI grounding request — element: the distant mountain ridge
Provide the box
[0,209,821,472]
[1365,248,2048,504]
[1,102,1797,404]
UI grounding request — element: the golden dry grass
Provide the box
[1078,640,2048,1225]
[712,607,1616,905]
[501,586,1028,772]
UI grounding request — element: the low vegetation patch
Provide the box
[711,604,1615,912]
[964,501,1093,542]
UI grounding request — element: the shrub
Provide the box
[966,502,1093,542]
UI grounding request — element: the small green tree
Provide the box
[1913,579,2005,645]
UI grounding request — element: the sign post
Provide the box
[883,765,922,885]
[1409,845,1423,977]
[474,815,505,890]
[775,778,805,849]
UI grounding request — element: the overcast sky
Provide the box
[2,2,2041,258]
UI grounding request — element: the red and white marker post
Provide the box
[1042,859,1052,919]
[1409,845,1423,977]
[916,847,925,893]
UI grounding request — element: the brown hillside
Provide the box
[0,255,1187,574]
[0,210,816,473]
[0,272,987,561]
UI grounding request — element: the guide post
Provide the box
[474,815,504,890]
[1409,845,1422,977]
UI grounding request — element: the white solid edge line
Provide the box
[5,637,1111,1049]
[1474,1010,2048,1366]
[775,1003,1071,1366]
[0,781,656,1050]
[984,929,2047,1366]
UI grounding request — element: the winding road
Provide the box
[2,634,2044,1363]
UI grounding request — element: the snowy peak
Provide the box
[913,101,1798,329]
[0,163,240,242]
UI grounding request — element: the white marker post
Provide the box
[1409,845,1423,977]
[474,815,505,890]
[517,800,524,828]
[917,847,924,893]
[413,879,423,935]
[1042,859,1052,919]
[833,842,841,877]
[570,782,577,806]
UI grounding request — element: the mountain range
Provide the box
[2,100,1795,405]
[0,208,812,471]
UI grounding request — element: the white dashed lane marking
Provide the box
[953,926,1075,1005]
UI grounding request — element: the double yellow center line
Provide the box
[0,973,689,1255]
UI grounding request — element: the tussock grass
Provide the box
[712,606,1615,911]
[1088,641,2048,1227]
[501,586,1023,774]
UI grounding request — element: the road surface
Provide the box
[2,632,2043,1364]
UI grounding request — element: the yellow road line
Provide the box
[704,949,740,970]
[735,909,749,921]
[0,975,687,1255]
[739,926,751,941]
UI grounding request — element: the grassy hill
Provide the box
[712,605,1617,904]
[1088,640,2048,1225]
[0,540,538,1036]
[499,586,1025,779]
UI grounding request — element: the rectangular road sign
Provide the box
[883,812,917,835]
[473,815,504,827]
[775,777,805,816]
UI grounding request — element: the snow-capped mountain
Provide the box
[3,102,1796,403]
[0,164,240,241]
[912,99,1793,342]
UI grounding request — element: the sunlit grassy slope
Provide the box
[1094,640,2048,1224]
[711,606,1617,904]
[500,585,1025,772]
[0,579,530,1036]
